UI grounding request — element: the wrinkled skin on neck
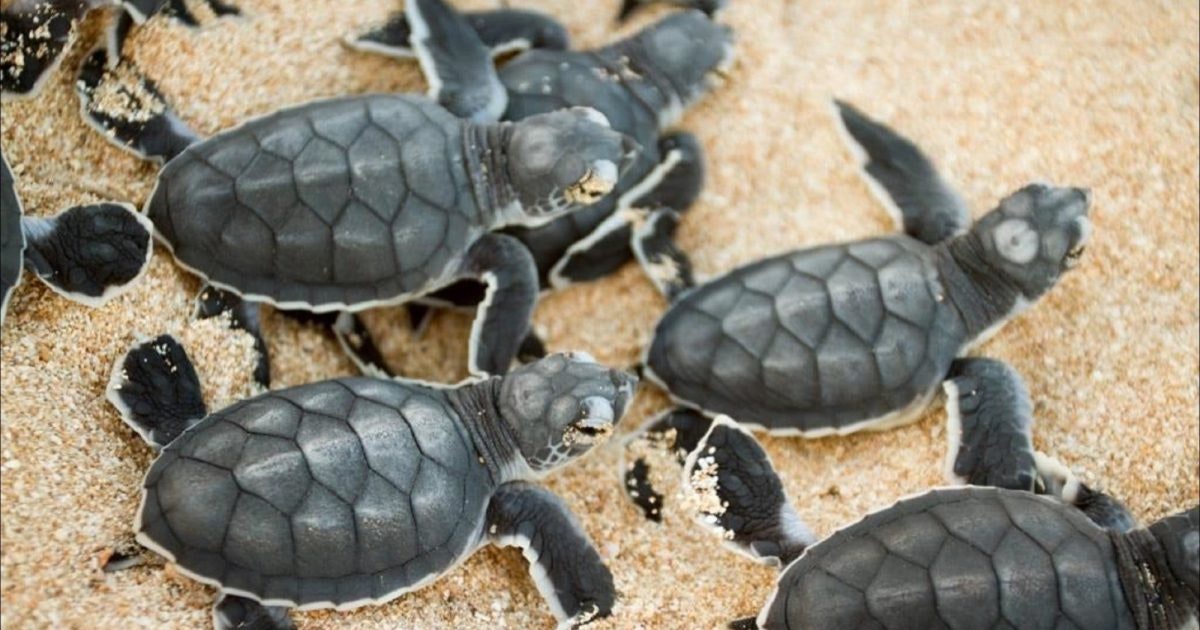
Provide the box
[936,183,1092,338]
[1114,506,1200,630]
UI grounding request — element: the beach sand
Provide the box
[1,1,1197,627]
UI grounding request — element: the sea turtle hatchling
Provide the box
[106,334,637,629]
[621,99,1093,514]
[341,3,733,344]
[682,418,1198,630]
[72,88,634,379]
[0,145,153,328]
[646,364,1195,629]
[72,0,641,379]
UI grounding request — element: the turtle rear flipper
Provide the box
[0,0,95,100]
[941,358,1037,491]
[621,408,712,522]
[834,99,970,245]
[551,132,704,294]
[331,311,395,378]
[681,416,814,566]
[1072,483,1137,532]
[487,482,616,627]
[459,233,539,377]
[405,0,507,122]
[107,334,207,448]
[212,594,294,630]
[194,286,271,389]
[22,202,153,307]
[347,8,568,59]
[76,48,199,163]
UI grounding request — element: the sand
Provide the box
[1,1,1197,628]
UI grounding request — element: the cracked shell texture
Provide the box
[647,237,967,432]
[138,378,494,607]
[762,486,1134,630]
[146,94,484,308]
[500,51,663,276]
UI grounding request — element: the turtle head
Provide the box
[623,10,734,121]
[502,108,639,225]
[970,183,1092,300]
[1147,506,1200,598]
[497,352,638,474]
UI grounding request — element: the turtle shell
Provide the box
[145,94,486,310]
[646,237,967,434]
[137,378,494,608]
[500,50,662,278]
[759,487,1134,630]
[1,149,24,321]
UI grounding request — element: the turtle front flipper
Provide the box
[212,594,294,630]
[75,48,199,163]
[631,208,695,301]
[550,132,704,294]
[331,311,396,378]
[405,0,507,122]
[681,416,814,566]
[487,482,616,628]
[941,358,1037,491]
[459,233,538,377]
[0,0,95,100]
[194,286,271,389]
[21,202,154,307]
[107,334,208,448]
[621,408,712,521]
[833,100,970,245]
[347,8,569,59]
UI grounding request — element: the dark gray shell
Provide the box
[138,378,494,607]
[760,487,1134,630]
[499,50,662,277]
[1,149,23,319]
[146,94,485,309]
[646,237,968,433]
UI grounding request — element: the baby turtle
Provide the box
[76,79,633,377]
[0,0,238,101]
[622,100,1093,516]
[346,2,733,298]
[107,334,637,629]
[74,0,640,378]
[0,146,153,327]
[654,366,1194,629]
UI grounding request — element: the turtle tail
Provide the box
[107,334,208,449]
